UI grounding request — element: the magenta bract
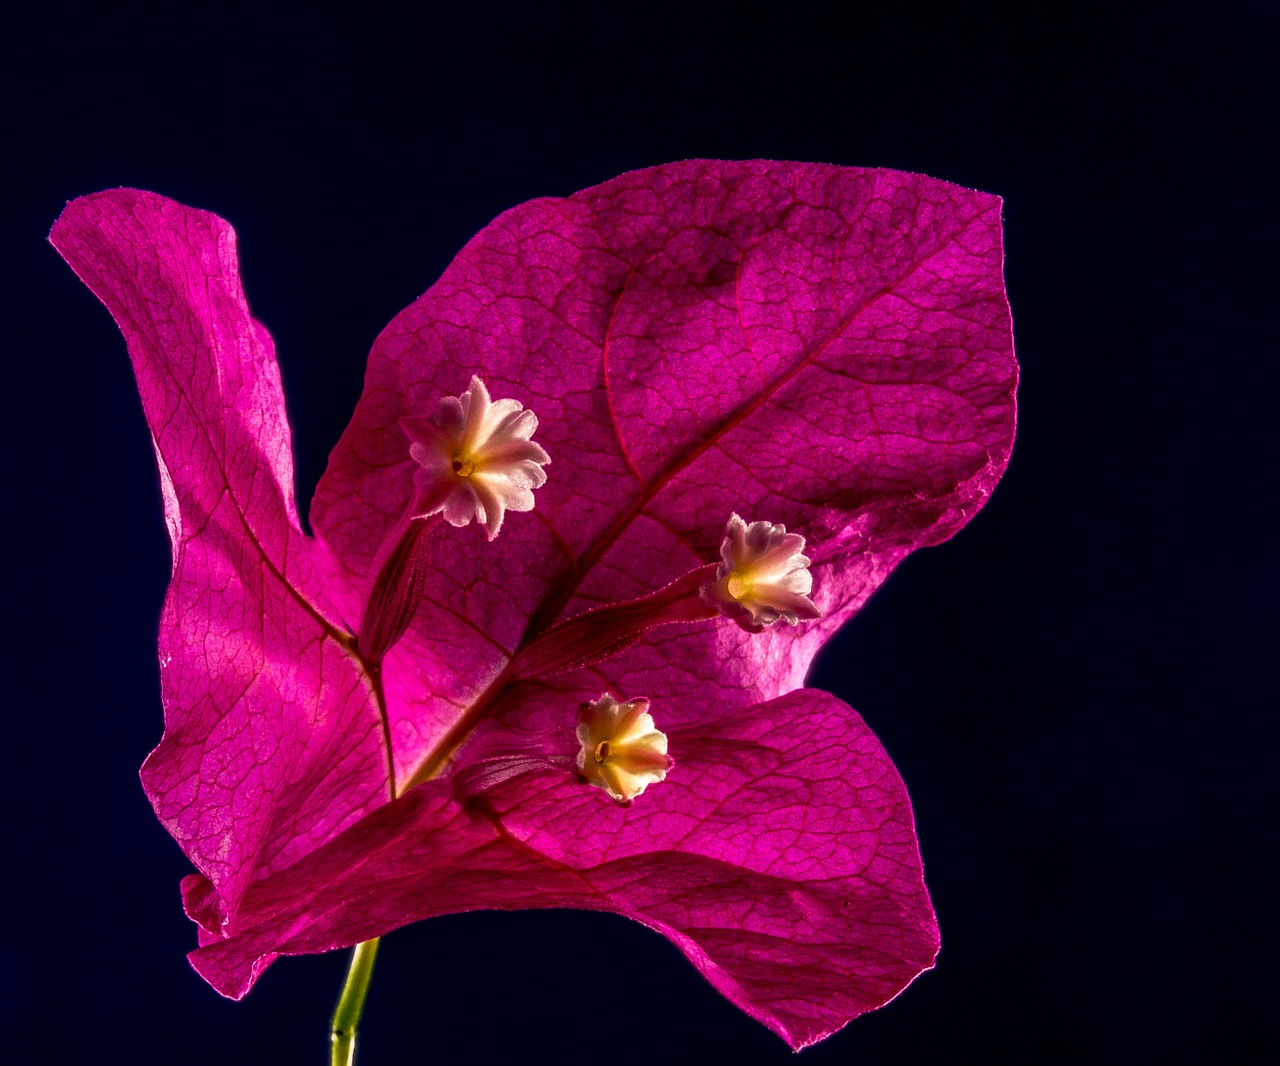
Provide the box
[51,161,1016,1049]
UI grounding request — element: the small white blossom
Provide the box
[576,695,671,804]
[402,376,550,539]
[701,513,821,632]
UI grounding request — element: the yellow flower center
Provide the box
[725,569,754,601]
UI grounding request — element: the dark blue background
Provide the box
[4,2,1275,1062]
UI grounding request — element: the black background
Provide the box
[4,2,1275,1062]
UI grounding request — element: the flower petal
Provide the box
[311,160,1016,783]
[49,192,389,922]
[184,689,935,1050]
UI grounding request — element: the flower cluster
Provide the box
[51,160,1016,1049]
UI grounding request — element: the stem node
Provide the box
[330,938,380,1066]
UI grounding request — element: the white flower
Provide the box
[701,513,821,632]
[402,376,550,539]
[576,695,671,804]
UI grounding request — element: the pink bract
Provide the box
[51,161,1016,1049]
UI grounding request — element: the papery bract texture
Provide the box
[51,160,1016,1049]
[51,193,389,922]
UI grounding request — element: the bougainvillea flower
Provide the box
[402,374,551,538]
[51,161,1016,1049]
[703,513,822,631]
[575,693,672,803]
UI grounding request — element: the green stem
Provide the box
[330,938,380,1066]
